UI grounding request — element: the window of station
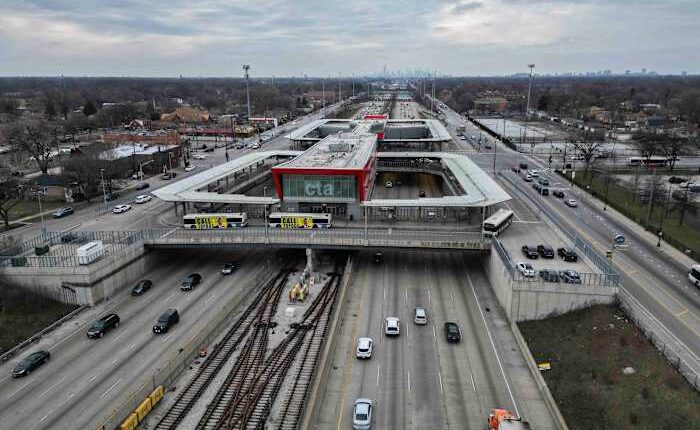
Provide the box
[282,174,357,199]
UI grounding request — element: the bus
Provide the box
[627,156,668,167]
[688,264,700,287]
[268,212,332,229]
[482,209,514,237]
[183,213,248,229]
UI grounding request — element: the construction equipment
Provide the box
[488,408,532,430]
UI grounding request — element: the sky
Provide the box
[1,0,699,77]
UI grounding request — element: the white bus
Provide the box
[268,212,332,229]
[482,209,514,237]
[688,264,700,287]
[183,213,248,229]
[627,156,668,167]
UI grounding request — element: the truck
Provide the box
[488,408,532,430]
[457,124,466,134]
[77,241,104,265]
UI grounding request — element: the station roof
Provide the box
[275,132,376,170]
[382,119,452,142]
[286,118,451,143]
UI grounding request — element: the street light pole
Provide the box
[100,168,107,204]
[243,65,251,119]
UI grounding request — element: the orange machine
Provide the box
[488,408,532,430]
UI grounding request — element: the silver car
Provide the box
[352,398,373,429]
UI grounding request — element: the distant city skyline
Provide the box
[1,0,699,77]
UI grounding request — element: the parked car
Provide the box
[553,189,565,198]
[135,182,150,190]
[352,398,373,430]
[519,163,529,170]
[414,307,428,325]
[539,269,561,282]
[87,314,120,339]
[516,262,536,277]
[565,199,578,207]
[524,175,533,182]
[445,322,462,342]
[528,170,539,177]
[668,176,688,184]
[560,269,582,284]
[521,245,539,259]
[12,350,51,377]
[131,279,153,296]
[52,207,74,218]
[153,309,179,334]
[60,232,79,243]
[112,204,132,214]
[180,273,202,291]
[385,317,400,336]
[192,153,206,160]
[221,261,240,275]
[537,244,554,259]
[557,247,579,262]
[251,143,260,149]
[355,337,373,359]
[135,195,152,204]
[184,165,197,172]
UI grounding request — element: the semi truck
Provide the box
[488,408,532,430]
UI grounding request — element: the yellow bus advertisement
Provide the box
[194,216,228,229]
[280,216,314,229]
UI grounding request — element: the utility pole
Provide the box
[525,63,535,118]
[645,167,657,228]
[243,64,251,119]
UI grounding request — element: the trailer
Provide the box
[77,241,104,265]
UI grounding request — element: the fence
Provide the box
[512,270,619,287]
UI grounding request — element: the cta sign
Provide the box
[304,181,335,197]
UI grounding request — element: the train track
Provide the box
[153,267,292,430]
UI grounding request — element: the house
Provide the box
[160,107,210,123]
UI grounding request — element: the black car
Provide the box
[131,279,153,296]
[559,270,582,284]
[374,252,384,264]
[539,269,560,282]
[12,350,50,377]
[445,322,462,343]
[521,245,539,259]
[553,189,565,198]
[180,273,202,291]
[519,163,529,170]
[60,232,79,243]
[669,176,688,184]
[537,244,554,259]
[52,207,74,218]
[557,247,579,262]
[135,182,150,190]
[418,190,426,198]
[87,314,120,338]
[153,309,179,334]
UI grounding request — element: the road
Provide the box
[0,248,280,430]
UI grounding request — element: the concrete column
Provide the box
[173,202,178,216]
[305,247,315,273]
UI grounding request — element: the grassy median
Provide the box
[519,305,699,430]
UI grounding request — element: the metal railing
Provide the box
[512,270,619,287]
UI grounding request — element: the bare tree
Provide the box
[658,135,689,171]
[632,131,662,164]
[0,178,22,229]
[7,121,60,174]
[569,128,605,180]
[62,146,110,202]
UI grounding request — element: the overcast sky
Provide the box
[1,0,699,77]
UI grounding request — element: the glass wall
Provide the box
[282,174,357,200]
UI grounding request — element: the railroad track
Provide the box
[153,267,292,430]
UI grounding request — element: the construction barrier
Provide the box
[119,412,138,430]
[119,385,164,430]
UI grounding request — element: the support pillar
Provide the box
[305,247,315,273]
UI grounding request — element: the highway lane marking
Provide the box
[39,413,49,423]
[677,309,689,317]
[100,379,122,399]
[112,331,126,342]
[432,324,437,341]
[8,380,33,398]
[376,365,381,386]
[67,392,75,399]
[111,357,119,365]
[405,289,408,303]
[89,374,97,382]
[39,376,66,398]
[469,372,476,392]
[129,342,137,349]
[407,371,411,392]
[427,288,431,303]
[438,371,444,393]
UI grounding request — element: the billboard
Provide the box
[194,215,228,229]
[280,216,314,229]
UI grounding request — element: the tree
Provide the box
[569,128,605,179]
[0,178,22,229]
[632,131,662,163]
[657,135,689,171]
[7,121,60,174]
[83,100,97,116]
[45,101,57,120]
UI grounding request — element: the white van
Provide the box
[77,241,104,265]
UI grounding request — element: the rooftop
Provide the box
[100,143,179,160]
[276,132,376,170]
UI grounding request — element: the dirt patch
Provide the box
[519,305,700,430]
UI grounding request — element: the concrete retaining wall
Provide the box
[0,245,151,306]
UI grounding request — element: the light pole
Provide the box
[657,231,663,247]
[243,64,251,119]
[99,168,107,204]
[525,63,535,119]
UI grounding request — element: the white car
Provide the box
[352,399,373,430]
[528,170,539,177]
[385,317,400,336]
[134,195,152,204]
[113,204,131,214]
[414,307,427,325]
[385,181,393,188]
[251,143,260,149]
[184,165,197,172]
[192,154,206,160]
[565,199,578,207]
[516,262,536,277]
[459,136,466,140]
[355,337,373,359]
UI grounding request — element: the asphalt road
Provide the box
[0,248,277,430]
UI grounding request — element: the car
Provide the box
[373,252,383,264]
[221,261,240,275]
[153,309,179,334]
[459,135,466,140]
[105,192,120,201]
[528,170,539,177]
[516,262,536,277]
[559,269,582,284]
[524,175,533,182]
[135,182,150,190]
[521,245,538,259]
[235,143,246,149]
[184,165,197,172]
[668,176,687,184]
[135,195,152,204]
[131,279,153,296]
[352,398,373,430]
[418,190,426,197]
[565,199,578,207]
[519,163,529,170]
[385,317,400,336]
[355,337,373,359]
[537,244,554,259]
[385,181,393,188]
[113,204,131,214]
[180,273,202,291]
[445,322,462,342]
[12,350,51,377]
[414,307,427,325]
[87,314,120,339]
[557,247,579,262]
[192,153,206,160]
[52,207,74,218]
[60,232,79,243]
[539,269,561,282]
[251,143,260,149]
[553,189,565,198]
[484,144,492,149]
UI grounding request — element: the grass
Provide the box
[566,170,700,257]
[0,282,78,354]
[6,199,64,223]
[519,305,700,430]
